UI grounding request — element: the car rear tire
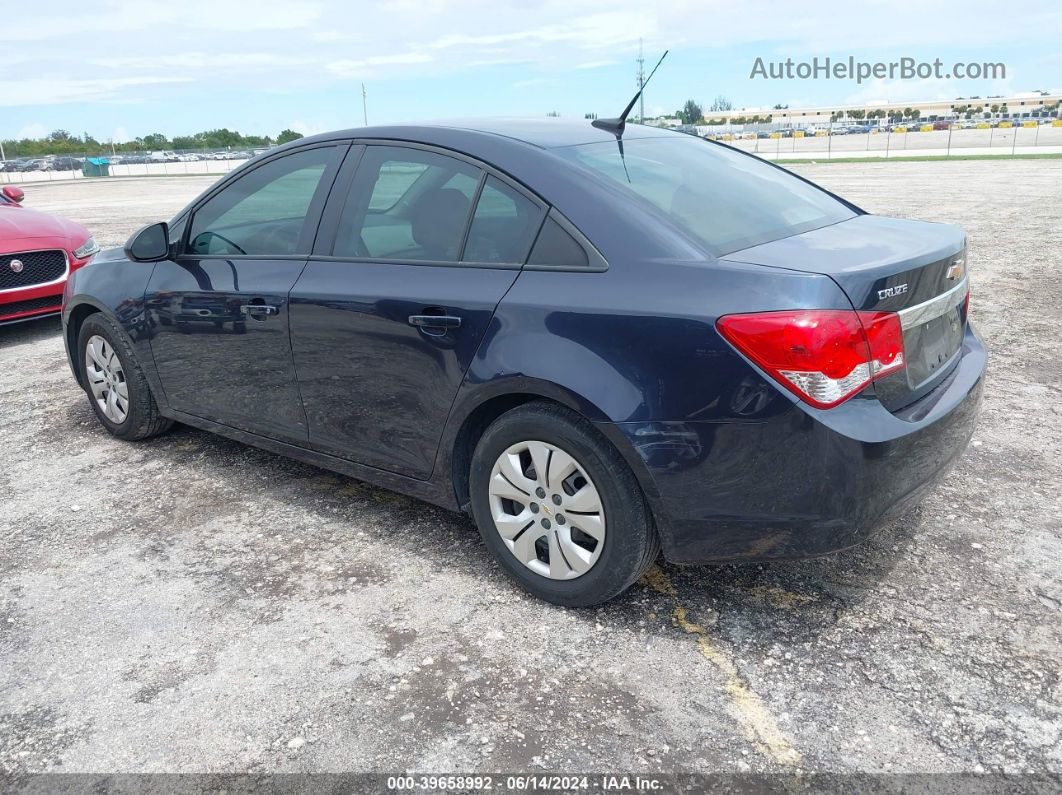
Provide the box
[78,313,173,441]
[469,402,659,607]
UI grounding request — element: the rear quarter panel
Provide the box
[463,257,852,424]
[438,255,854,533]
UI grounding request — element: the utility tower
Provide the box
[636,39,645,124]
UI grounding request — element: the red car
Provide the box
[1,185,99,325]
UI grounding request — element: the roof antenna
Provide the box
[592,49,668,138]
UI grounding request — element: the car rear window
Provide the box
[556,136,857,256]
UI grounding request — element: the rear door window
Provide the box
[335,146,480,262]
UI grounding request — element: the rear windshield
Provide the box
[556,136,857,256]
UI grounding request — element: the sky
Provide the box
[2,0,1060,142]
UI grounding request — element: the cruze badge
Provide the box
[946,259,964,280]
[9,259,24,273]
[877,283,908,300]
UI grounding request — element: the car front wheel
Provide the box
[469,402,659,607]
[78,313,173,441]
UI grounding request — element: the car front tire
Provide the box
[78,313,173,441]
[469,402,659,607]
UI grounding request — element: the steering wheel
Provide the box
[256,225,299,254]
[195,230,247,256]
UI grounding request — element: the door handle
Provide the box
[241,304,278,316]
[408,314,461,329]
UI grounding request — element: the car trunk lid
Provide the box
[722,215,969,411]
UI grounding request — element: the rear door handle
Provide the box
[408,314,461,329]
[241,304,278,316]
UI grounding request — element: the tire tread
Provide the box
[78,313,173,441]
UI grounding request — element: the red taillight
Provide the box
[717,309,906,409]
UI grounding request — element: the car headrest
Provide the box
[670,185,703,230]
[410,187,471,259]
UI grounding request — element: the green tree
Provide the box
[141,133,170,149]
[678,99,703,124]
[710,95,733,112]
[276,129,304,144]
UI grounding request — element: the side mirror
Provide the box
[124,222,170,262]
[2,185,25,203]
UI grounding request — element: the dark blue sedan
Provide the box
[62,119,985,606]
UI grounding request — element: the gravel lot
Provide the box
[1,162,1060,781]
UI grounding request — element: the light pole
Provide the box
[362,83,368,126]
[636,39,645,124]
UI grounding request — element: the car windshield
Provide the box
[556,136,857,256]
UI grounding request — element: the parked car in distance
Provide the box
[62,119,985,606]
[1,185,99,325]
[50,157,83,171]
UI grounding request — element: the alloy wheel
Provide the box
[85,335,129,424]
[487,440,606,580]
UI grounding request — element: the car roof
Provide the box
[299,117,682,150]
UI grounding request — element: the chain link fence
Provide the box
[697,117,1062,160]
[4,118,1062,184]
[0,147,262,185]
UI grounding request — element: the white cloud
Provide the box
[15,123,48,140]
[112,127,131,144]
[429,12,656,52]
[845,75,1013,106]
[1,0,1058,133]
[327,52,434,79]
[90,53,315,70]
[0,76,192,107]
[4,0,324,40]
[289,120,323,136]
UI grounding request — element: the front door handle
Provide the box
[241,304,279,316]
[408,314,461,329]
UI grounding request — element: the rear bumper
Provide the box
[606,323,986,563]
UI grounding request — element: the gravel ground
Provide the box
[1,162,1059,781]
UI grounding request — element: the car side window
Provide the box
[334,146,480,262]
[187,147,339,257]
[527,216,590,268]
[463,176,545,264]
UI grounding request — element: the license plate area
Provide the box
[875,277,968,412]
[903,306,964,386]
